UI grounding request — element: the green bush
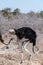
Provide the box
[13,8,20,15]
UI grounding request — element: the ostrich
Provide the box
[13,27,37,63]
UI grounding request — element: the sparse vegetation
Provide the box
[0,8,43,33]
[0,8,43,65]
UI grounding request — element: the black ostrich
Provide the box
[14,27,37,63]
